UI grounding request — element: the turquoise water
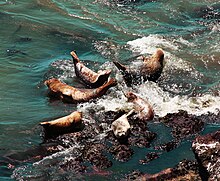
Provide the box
[0,0,220,180]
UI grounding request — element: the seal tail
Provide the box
[104,78,117,87]
[70,50,80,63]
[113,61,127,71]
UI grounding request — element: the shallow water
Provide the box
[0,0,220,180]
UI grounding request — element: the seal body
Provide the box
[125,92,154,121]
[111,110,134,138]
[40,111,83,137]
[71,51,112,88]
[113,48,164,86]
[44,78,117,103]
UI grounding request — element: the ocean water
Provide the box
[0,0,219,180]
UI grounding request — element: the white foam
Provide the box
[137,82,220,117]
[127,35,178,55]
[76,78,220,118]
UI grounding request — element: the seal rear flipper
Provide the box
[113,61,127,72]
[39,122,50,126]
[70,50,80,63]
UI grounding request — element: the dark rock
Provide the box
[128,117,157,147]
[59,157,87,173]
[154,140,180,152]
[159,110,204,139]
[197,111,220,124]
[139,152,160,165]
[192,130,220,181]
[109,144,134,162]
[123,160,201,181]
[83,143,112,169]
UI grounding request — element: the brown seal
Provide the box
[70,51,112,88]
[111,110,134,138]
[44,78,117,103]
[113,48,164,86]
[125,91,154,121]
[40,111,83,137]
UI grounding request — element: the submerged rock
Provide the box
[139,152,160,165]
[192,130,220,181]
[154,140,180,152]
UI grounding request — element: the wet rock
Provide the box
[192,130,220,181]
[123,160,201,181]
[83,143,112,169]
[59,157,87,173]
[197,111,220,124]
[109,144,134,162]
[128,117,156,147]
[154,140,180,152]
[139,152,160,165]
[159,110,204,139]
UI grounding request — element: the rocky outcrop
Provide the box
[192,130,220,181]
[123,160,201,181]
[159,110,204,139]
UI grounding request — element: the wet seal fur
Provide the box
[71,51,112,88]
[111,109,134,139]
[113,48,164,86]
[125,91,154,121]
[44,78,117,103]
[40,111,83,138]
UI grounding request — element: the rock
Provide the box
[59,157,87,173]
[192,130,220,181]
[109,144,134,162]
[139,152,160,165]
[128,117,156,147]
[83,143,112,169]
[154,140,180,152]
[123,160,201,181]
[197,111,220,124]
[159,110,204,139]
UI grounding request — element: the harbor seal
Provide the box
[44,78,117,103]
[71,51,112,88]
[113,48,164,86]
[111,110,134,138]
[40,111,83,137]
[125,92,154,121]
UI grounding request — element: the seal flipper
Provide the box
[70,51,80,63]
[113,61,127,72]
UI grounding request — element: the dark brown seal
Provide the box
[71,51,112,88]
[40,111,83,137]
[44,78,117,103]
[113,48,164,86]
[125,92,154,121]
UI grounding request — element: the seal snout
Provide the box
[44,78,57,86]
